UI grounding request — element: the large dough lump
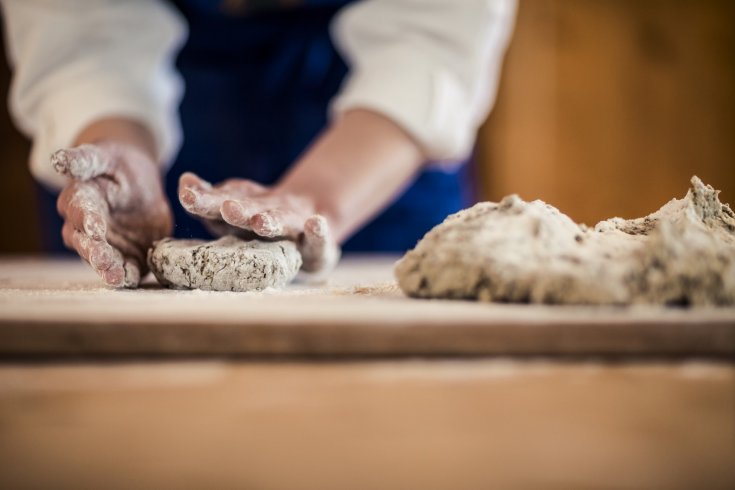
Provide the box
[395,177,735,306]
[148,235,302,291]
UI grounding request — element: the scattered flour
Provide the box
[148,236,302,292]
[395,177,735,306]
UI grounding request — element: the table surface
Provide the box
[0,256,733,357]
[1,257,733,489]
[1,359,733,490]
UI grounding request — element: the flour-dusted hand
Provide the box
[178,172,340,276]
[53,143,173,288]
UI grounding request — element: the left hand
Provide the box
[178,172,340,276]
[53,142,173,288]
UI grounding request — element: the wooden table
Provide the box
[0,257,733,358]
[0,257,733,489]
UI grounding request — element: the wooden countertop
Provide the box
[0,256,733,357]
[1,257,733,489]
[1,359,733,490]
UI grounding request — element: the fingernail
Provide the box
[180,188,198,208]
[251,213,282,237]
[222,200,245,223]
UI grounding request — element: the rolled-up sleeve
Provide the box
[330,0,516,164]
[0,0,187,189]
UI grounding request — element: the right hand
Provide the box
[52,142,173,288]
[178,172,340,278]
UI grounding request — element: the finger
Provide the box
[100,227,149,288]
[63,222,126,287]
[178,172,212,193]
[179,187,223,220]
[178,173,224,219]
[68,195,108,242]
[61,221,76,250]
[180,171,266,197]
[122,257,142,288]
[52,144,115,181]
[221,198,310,238]
[248,211,285,238]
[299,215,340,274]
[99,261,126,288]
[179,173,267,220]
[220,198,282,232]
[300,214,328,266]
[78,210,107,242]
[181,172,265,199]
[219,199,257,228]
[58,182,109,241]
[63,222,120,282]
[57,183,99,218]
[248,209,307,238]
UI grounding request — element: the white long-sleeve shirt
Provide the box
[1,0,516,189]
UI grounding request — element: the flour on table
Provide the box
[395,177,735,306]
[148,236,302,292]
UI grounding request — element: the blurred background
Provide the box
[0,0,733,254]
[478,0,733,225]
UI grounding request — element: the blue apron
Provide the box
[37,0,473,253]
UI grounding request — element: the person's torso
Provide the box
[167,0,471,251]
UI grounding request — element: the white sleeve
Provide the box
[0,0,187,189]
[330,0,516,164]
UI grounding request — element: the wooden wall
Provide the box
[0,0,733,253]
[479,0,734,225]
[0,22,37,253]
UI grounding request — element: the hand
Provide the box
[178,172,340,276]
[52,143,172,287]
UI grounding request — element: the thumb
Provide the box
[298,215,340,281]
[52,144,116,181]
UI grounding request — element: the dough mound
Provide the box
[148,236,302,292]
[395,177,735,306]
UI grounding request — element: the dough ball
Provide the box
[148,235,302,292]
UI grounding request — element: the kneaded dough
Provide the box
[148,235,302,292]
[395,177,735,306]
